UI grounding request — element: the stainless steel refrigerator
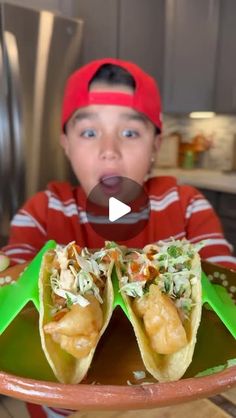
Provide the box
[0,2,83,245]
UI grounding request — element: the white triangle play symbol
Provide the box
[109,197,131,222]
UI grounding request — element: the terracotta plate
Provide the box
[0,261,235,410]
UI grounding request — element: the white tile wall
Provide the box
[163,114,236,170]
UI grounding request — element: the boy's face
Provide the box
[61,82,160,196]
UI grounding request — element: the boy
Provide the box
[1,58,236,417]
[2,58,235,268]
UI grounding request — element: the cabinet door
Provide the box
[163,0,220,113]
[74,0,118,64]
[198,188,219,213]
[215,0,236,113]
[218,192,236,220]
[220,217,236,255]
[4,0,67,12]
[119,0,165,93]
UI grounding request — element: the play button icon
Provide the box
[109,197,131,222]
[86,176,150,241]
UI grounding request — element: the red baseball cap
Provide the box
[61,58,162,132]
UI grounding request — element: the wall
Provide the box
[163,114,236,170]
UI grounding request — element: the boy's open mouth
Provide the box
[99,175,123,196]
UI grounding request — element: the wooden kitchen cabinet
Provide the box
[219,217,236,255]
[214,0,236,113]
[73,0,236,115]
[199,188,236,256]
[73,0,118,64]
[73,0,220,113]
[218,192,236,219]
[118,0,165,92]
[73,0,165,90]
[19,0,233,115]
[163,0,220,113]
[3,0,76,16]
[197,188,219,211]
[217,193,236,255]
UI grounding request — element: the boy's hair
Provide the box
[62,58,162,133]
[89,63,136,90]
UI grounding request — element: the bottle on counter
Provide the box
[182,150,195,169]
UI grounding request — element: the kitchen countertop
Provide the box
[151,168,236,194]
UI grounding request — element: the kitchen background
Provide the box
[0,2,236,417]
[0,0,236,253]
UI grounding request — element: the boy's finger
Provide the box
[0,261,28,279]
[0,254,10,272]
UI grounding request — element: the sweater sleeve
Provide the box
[178,184,236,270]
[1,191,48,265]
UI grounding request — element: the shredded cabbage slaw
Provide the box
[120,239,204,317]
[49,241,123,312]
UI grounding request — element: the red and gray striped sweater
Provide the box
[2,176,236,270]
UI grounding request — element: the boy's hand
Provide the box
[0,254,10,272]
[0,255,28,282]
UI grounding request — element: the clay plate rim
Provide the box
[0,366,236,410]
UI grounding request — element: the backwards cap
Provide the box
[61,58,162,131]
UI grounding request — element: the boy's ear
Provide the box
[60,133,70,157]
[154,133,162,152]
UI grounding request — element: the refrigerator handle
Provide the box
[0,36,12,233]
[4,30,25,215]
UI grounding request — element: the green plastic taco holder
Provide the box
[201,272,236,338]
[0,240,235,339]
[112,266,129,318]
[0,240,57,335]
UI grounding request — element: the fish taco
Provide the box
[39,241,121,383]
[117,239,203,381]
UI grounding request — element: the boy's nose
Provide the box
[99,135,121,160]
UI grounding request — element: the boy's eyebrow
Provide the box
[71,111,149,125]
[120,113,149,125]
[73,112,98,122]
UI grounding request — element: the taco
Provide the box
[39,241,121,384]
[117,239,203,382]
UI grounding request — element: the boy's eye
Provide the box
[121,129,139,138]
[80,129,97,138]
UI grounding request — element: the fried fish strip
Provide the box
[44,294,103,358]
[133,284,187,354]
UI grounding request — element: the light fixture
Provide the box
[189,112,216,119]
